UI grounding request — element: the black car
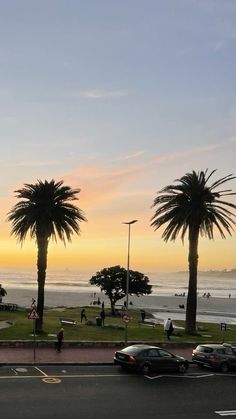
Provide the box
[114,344,189,374]
[192,343,236,373]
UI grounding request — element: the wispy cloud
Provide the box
[64,160,148,209]
[61,137,236,212]
[79,88,130,100]
[12,160,60,168]
[118,151,145,161]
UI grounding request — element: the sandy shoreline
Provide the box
[2,287,236,316]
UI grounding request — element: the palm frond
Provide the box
[151,169,236,242]
[8,179,87,244]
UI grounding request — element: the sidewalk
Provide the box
[0,345,194,365]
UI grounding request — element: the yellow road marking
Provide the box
[34,366,48,377]
[0,373,132,380]
[42,377,61,384]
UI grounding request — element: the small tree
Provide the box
[90,265,152,315]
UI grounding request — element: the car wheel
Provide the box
[178,363,188,373]
[141,363,151,375]
[220,363,229,373]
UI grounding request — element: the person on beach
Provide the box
[100,309,105,327]
[80,308,87,323]
[56,328,64,352]
[0,284,7,303]
[164,318,173,340]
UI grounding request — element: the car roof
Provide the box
[197,343,231,349]
[124,344,160,350]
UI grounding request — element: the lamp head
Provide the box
[123,220,138,225]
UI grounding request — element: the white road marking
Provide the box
[215,410,236,416]
[145,373,215,380]
[11,368,18,375]
[15,368,28,373]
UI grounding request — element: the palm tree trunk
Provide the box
[185,226,199,334]
[36,236,48,333]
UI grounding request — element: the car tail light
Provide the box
[127,355,136,362]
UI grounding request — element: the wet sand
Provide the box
[2,287,236,316]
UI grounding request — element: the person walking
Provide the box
[100,309,105,327]
[80,308,87,323]
[140,310,146,322]
[164,318,174,340]
[56,328,64,352]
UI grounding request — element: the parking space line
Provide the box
[11,368,18,375]
[34,367,48,377]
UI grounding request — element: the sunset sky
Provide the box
[0,0,236,276]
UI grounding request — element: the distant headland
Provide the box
[175,269,236,277]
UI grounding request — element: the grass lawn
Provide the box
[0,306,235,344]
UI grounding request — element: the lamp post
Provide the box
[123,219,138,344]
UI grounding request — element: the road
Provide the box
[0,365,235,418]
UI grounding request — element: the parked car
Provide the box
[114,344,189,374]
[192,343,236,373]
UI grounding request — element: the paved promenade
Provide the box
[0,344,194,365]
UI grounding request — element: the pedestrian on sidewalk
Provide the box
[164,318,173,340]
[80,308,87,323]
[56,328,64,352]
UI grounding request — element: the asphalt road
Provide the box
[0,365,235,418]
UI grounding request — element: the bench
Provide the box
[138,320,156,328]
[0,303,18,311]
[60,318,76,326]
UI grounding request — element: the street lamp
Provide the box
[123,219,138,344]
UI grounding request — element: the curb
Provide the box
[0,361,114,366]
[0,340,197,348]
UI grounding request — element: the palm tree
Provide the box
[8,179,87,333]
[151,170,236,334]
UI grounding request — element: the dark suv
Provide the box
[192,343,236,373]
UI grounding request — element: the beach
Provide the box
[2,287,236,324]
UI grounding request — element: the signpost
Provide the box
[28,301,40,362]
[123,313,132,343]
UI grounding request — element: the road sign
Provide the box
[28,307,40,320]
[122,314,131,323]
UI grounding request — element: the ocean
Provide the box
[0,268,235,299]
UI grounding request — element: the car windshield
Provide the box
[122,346,149,355]
[196,346,213,353]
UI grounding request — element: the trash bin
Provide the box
[96,316,102,326]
